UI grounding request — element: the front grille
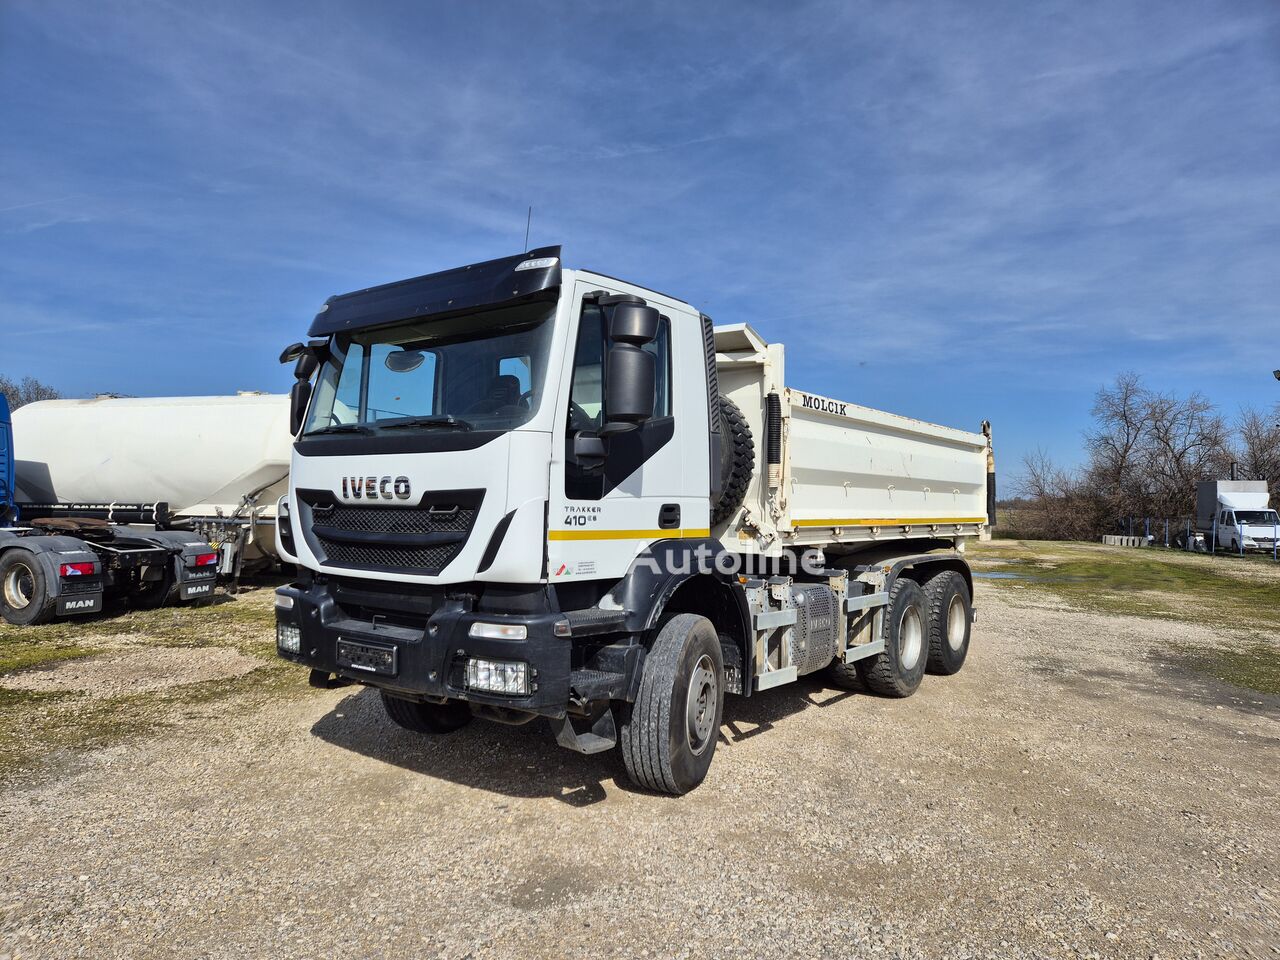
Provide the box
[297,489,482,575]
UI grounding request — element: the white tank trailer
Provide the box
[12,393,292,579]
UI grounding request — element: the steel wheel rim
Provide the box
[946,595,967,651]
[3,563,35,610]
[686,653,717,755]
[899,606,923,670]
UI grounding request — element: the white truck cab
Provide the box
[274,246,994,793]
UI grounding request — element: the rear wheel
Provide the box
[0,552,56,626]
[855,577,928,697]
[380,692,472,734]
[924,571,971,675]
[620,613,724,795]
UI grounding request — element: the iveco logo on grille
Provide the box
[339,475,412,501]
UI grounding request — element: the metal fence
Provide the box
[1114,516,1280,561]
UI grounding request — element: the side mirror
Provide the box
[604,342,655,427]
[573,432,607,469]
[289,380,312,436]
[608,303,658,345]
[280,342,306,364]
[294,352,319,380]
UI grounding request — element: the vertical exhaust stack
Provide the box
[766,392,783,490]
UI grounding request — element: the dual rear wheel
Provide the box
[829,569,972,696]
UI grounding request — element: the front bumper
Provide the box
[274,581,572,718]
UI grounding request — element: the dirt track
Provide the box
[1,582,1277,959]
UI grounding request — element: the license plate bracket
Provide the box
[337,638,397,676]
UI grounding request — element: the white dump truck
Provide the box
[12,393,292,581]
[1196,480,1278,553]
[273,246,994,793]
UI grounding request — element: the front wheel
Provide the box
[620,613,724,795]
[0,552,56,626]
[380,692,472,734]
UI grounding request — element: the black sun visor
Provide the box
[309,245,562,337]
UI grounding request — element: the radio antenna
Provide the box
[524,206,532,251]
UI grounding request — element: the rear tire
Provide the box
[380,692,472,734]
[620,613,724,795]
[924,570,971,675]
[855,578,928,697]
[0,552,56,626]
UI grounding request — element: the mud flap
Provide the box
[56,594,102,616]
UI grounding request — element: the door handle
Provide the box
[658,503,681,529]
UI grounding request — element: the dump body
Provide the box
[714,323,989,554]
[12,394,290,565]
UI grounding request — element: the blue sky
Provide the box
[2,0,1278,489]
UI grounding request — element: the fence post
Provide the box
[1186,519,1192,551]
[1210,518,1216,554]
[1239,522,1245,556]
[1164,518,1169,547]
[1274,520,1277,562]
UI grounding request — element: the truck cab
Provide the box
[274,246,990,793]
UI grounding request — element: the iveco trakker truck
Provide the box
[274,246,994,794]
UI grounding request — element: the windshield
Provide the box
[1234,510,1278,525]
[303,302,555,435]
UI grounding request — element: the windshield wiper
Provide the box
[307,423,372,436]
[379,415,474,432]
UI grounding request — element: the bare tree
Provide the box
[1013,448,1107,541]
[1235,404,1280,502]
[0,374,60,410]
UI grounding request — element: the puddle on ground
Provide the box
[973,571,1092,584]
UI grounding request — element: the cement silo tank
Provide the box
[12,393,291,566]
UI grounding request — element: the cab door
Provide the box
[547,279,710,582]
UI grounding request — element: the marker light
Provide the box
[468,622,528,640]
[514,256,558,272]
[60,562,95,577]
[275,592,295,611]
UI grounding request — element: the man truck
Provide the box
[0,394,219,626]
[273,246,994,794]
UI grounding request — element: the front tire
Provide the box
[855,577,928,697]
[380,692,472,734]
[620,613,724,795]
[0,552,56,626]
[924,571,971,675]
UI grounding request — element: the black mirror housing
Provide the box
[604,343,655,425]
[608,303,659,345]
[573,432,607,467]
[294,352,319,381]
[279,342,306,364]
[289,380,312,435]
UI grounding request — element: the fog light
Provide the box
[465,658,529,695]
[275,592,295,611]
[277,623,301,653]
[468,621,528,640]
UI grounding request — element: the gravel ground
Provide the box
[0,648,262,698]
[1,582,1277,959]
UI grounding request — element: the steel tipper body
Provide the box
[274,246,993,792]
[0,394,218,626]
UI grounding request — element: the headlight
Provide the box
[277,623,301,653]
[465,658,529,695]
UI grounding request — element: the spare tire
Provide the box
[712,396,755,526]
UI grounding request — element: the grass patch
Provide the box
[1169,641,1280,695]
[0,580,303,783]
[972,539,1280,694]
